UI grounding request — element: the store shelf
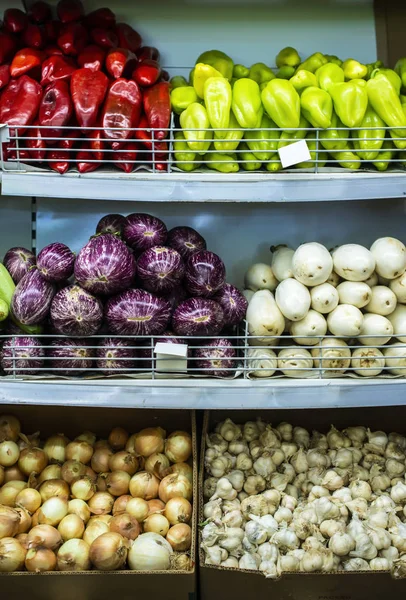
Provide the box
[0,378,404,410]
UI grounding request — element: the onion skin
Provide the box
[50,285,103,337]
[109,513,140,540]
[128,427,166,457]
[124,213,167,252]
[165,431,193,463]
[108,451,138,475]
[61,460,87,485]
[166,523,192,551]
[18,447,48,476]
[137,246,185,295]
[185,251,226,298]
[57,538,91,571]
[164,497,192,525]
[167,226,207,259]
[25,547,57,572]
[172,298,224,337]
[48,338,95,376]
[27,525,62,551]
[3,247,36,284]
[105,289,171,336]
[37,243,75,283]
[0,506,20,538]
[96,214,127,237]
[89,532,128,571]
[39,479,70,502]
[159,474,192,503]
[1,337,45,376]
[0,537,26,572]
[194,338,237,377]
[96,338,137,376]
[129,472,159,500]
[11,269,55,326]
[213,283,248,326]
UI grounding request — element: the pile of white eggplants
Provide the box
[243,237,406,378]
[0,415,193,573]
[202,418,406,578]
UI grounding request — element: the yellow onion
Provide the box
[91,447,113,473]
[58,514,85,541]
[57,539,91,572]
[0,465,4,486]
[165,431,192,463]
[164,462,193,483]
[0,440,20,467]
[61,460,86,484]
[126,498,149,523]
[15,508,32,534]
[113,495,132,515]
[85,466,97,483]
[38,497,68,526]
[94,440,110,450]
[0,537,26,572]
[171,553,192,571]
[108,427,129,451]
[27,524,62,550]
[108,451,139,475]
[83,521,109,546]
[166,524,192,551]
[65,441,94,465]
[71,477,95,501]
[147,499,166,516]
[143,513,170,537]
[76,431,96,446]
[164,497,192,525]
[39,479,70,502]
[43,434,68,464]
[16,533,29,550]
[106,471,130,497]
[89,515,112,526]
[128,532,172,571]
[0,480,26,506]
[145,453,170,478]
[96,473,108,492]
[37,464,61,484]
[68,499,91,524]
[31,508,40,527]
[159,474,192,503]
[18,447,48,476]
[127,427,166,457]
[4,466,26,483]
[129,472,159,500]
[0,415,21,442]
[0,506,20,538]
[25,547,57,572]
[15,488,42,513]
[18,432,40,451]
[89,532,127,571]
[88,492,114,515]
[109,513,140,540]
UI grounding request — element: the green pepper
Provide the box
[239,142,262,171]
[316,63,345,93]
[170,86,199,115]
[265,153,283,172]
[278,115,310,150]
[170,76,189,89]
[196,50,234,80]
[319,111,348,151]
[276,47,301,69]
[325,55,343,67]
[329,81,368,127]
[204,150,239,173]
[401,95,406,104]
[297,52,328,74]
[180,103,211,154]
[245,113,280,160]
[343,59,368,80]
[395,58,406,88]
[249,63,275,85]
[277,66,296,80]
[174,132,201,171]
[373,141,396,172]
[390,103,406,150]
[371,68,402,96]
[330,142,361,170]
[233,64,249,79]
[189,68,195,85]
[204,77,232,138]
[193,63,223,99]
[295,132,326,169]
[262,79,301,130]
[300,86,333,129]
[290,70,318,95]
[352,106,386,161]
[367,73,406,138]
[231,78,262,129]
[214,112,244,152]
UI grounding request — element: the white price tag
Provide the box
[278,139,311,168]
[154,342,188,358]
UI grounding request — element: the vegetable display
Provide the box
[202,417,406,578]
[0,413,193,572]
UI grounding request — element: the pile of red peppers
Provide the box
[0,0,171,174]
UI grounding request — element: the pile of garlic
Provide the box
[201,418,406,579]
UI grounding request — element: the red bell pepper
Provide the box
[76,129,104,173]
[85,8,116,30]
[102,79,142,144]
[26,121,47,163]
[3,8,28,34]
[135,114,168,157]
[44,46,64,57]
[90,28,118,49]
[0,76,43,136]
[106,48,137,79]
[57,0,84,24]
[10,48,44,79]
[137,46,160,63]
[0,65,10,90]
[58,22,88,56]
[133,59,161,88]
[48,149,70,174]
[115,23,142,54]
[78,45,106,72]
[22,24,47,50]
[39,80,73,138]
[113,142,138,173]
[71,68,109,128]
[3,141,31,163]
[59,124,80,150]
[41,55,76,86]
[0,32,17,64]
[29,2,52,24]
[143,82,171,140]
[44,21,61,42]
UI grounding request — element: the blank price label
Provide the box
[278,139,311,168]
[154,342,188,357]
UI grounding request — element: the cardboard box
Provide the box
[0,404,197,600]
[199,407,406,600]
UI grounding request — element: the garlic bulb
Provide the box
[328,532,355,556]
[369,558,390,571]
[344,558,370,571]
[239,553,258,570]
[244,475,266,496]
[349,480,372,501]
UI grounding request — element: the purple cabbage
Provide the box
[3,247,36,284]
[185,251,226,298]
[37,243,75,283]
[47,338,94,376]
[124,214,167,252]
[1,336,44,375]
[137,246,185,295]
[96,338,137,375]
[50,285,103,337]
[193,338,236,377]
[74,233,136,296]
[96,214,127,237]
[172,298,224,337]
[105,289,171,336]
[11,270,56,326]
[214,284,248,326]
[167,226,207,259]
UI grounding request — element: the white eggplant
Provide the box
[310,283,339,314]
[291,311,327,346]
[242,289,255,304]
[384,344,406,375]
[332,244,375,282]
[271,245,295,282]
[387,305,406,342]
[327,305,363,337]
[364,272,379,288]
[278,348,313,378]
[311,339,351,377]
[246,290,285,346]
[390,272,406,304]
[358,313,393,346]
[336,282,371,309]
[292,243,333,287]
[370,237,406,280]
[275,278,311,321]
[247,348,277,378]
[244,263,278,292]
[365,286,397,316]
[351,348,385,377]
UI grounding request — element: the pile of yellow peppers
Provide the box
[170,48,406,173]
